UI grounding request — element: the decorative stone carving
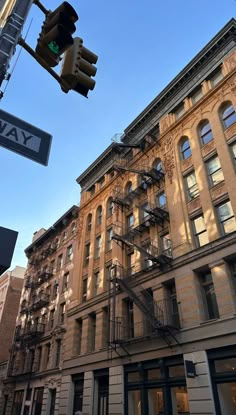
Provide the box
[227,74,236,95]
[163,151,175,183]
[162,135,173,154]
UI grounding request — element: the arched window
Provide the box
[221,103,236,129]
[107,198,113,217]
[96,205,102,225]
[126,181,133,195]
[199,120,213,145]
[180,137,191,160]
[71,222,76,234]
[86,213,92,232]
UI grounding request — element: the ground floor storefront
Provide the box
[3,346,236,415]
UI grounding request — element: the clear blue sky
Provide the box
[0,0,235,270]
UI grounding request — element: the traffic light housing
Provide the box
[60,37,98,97]
[36,2,78,67]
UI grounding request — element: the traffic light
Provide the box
[60,37,98,97]
[36,2,78,67]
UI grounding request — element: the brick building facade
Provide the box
[3,18,236,415]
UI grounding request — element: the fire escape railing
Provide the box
[110,265,180,347]
[37,267,54,285]
[28,293,50,312]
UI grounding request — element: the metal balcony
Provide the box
[24,277,37,289]
[41,244,57,259]
[37,267,53,285]
[29,294,50,311]
[110,299,180,346]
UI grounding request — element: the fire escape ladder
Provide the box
[139,204,169,227]
[116,278,178,346]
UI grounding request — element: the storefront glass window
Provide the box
[128,390,141,415]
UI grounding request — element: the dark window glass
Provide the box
[222,104,236,129]
[200,121,213,145]
[180,138,191,160]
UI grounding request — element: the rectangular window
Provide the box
[62,272,69,292]
[157,191,166,208]
[174,103,185,120]
[53,283,58,299]
[210,68,223,87]
[82,278,87,302]
[56,254,63,271]
[12,390,24,415]
[123,298,134,339]
[75,318,83,355]
[49,309,55,329]
[49,389,56,415]
[161,234,172,257]
[191,87,203,104]
[106,228,113,251]
[200,272,219,320]
[32,388,44,415]
[89,185,95,196]
[185,171,199,200]
[206,156,224,186]
[127,213,134,230]
[127,252,135,276]
[59,303,65,325]
[217,200,236,235]
[94,271,100,296]
[66,244,73,263]
[84,243,90,266]
[192,215,209,247]
[45,343,51,367]
[55,340,61,367]
[36,347,42,372]
[95,235,102,259]
[89,313,96,352]
[50,259,55,274]
[98,176,105,188]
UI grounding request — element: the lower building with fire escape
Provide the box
[3,206,79,415]
[60,20,236,415]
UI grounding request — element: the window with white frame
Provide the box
[192,215,209,247]
[221,103,236,129]
[206,156,224,186]
[185,171,199,201]
[95,235,102,258]
[106,228,113,251]
[161,234,172,257]
[96,205,102,225]
[94,271,100,296]
[199,121,213,145]
[86,214,92,232]
[82,278,87,302]
[216,200,236,235]
[84,243,90,266]
[66,244,73,262]
[107,198,113,217]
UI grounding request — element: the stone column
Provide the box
[184,351,216,415]
[108,365,124,415]
[82,371,94,415]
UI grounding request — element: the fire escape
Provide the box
[109,158,180,351]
